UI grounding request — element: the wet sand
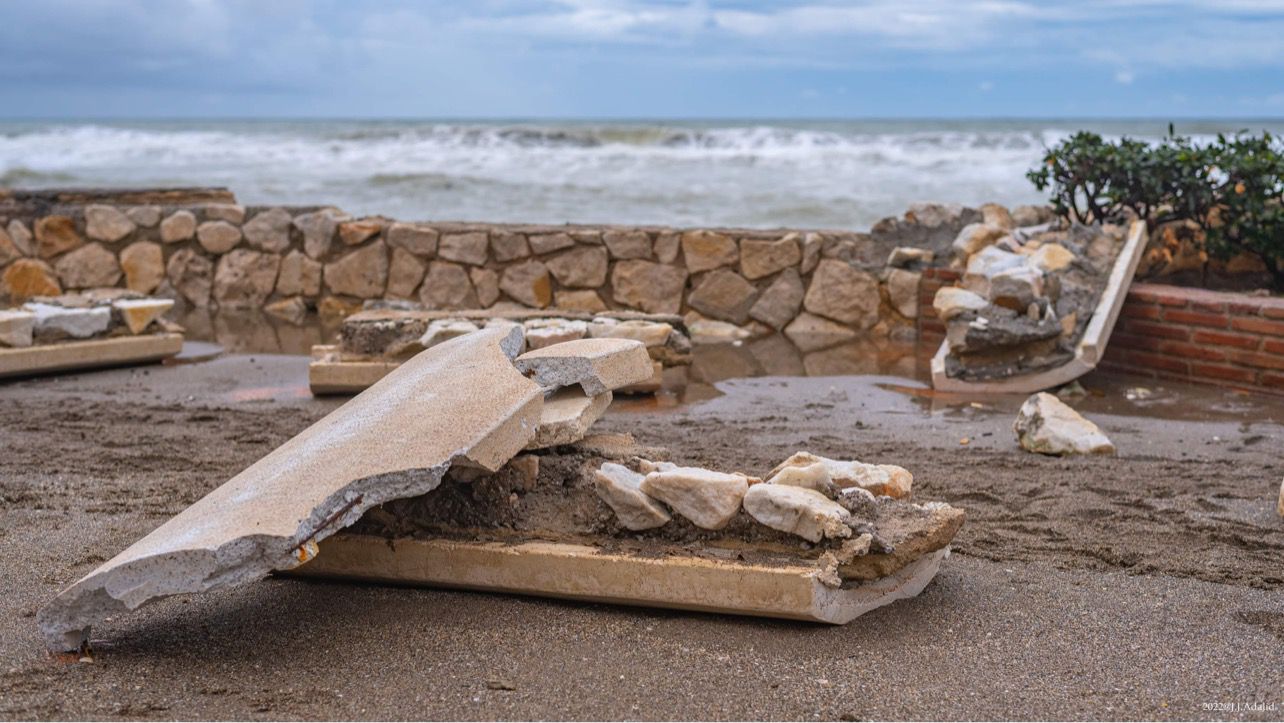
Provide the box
[1,352,1282,720]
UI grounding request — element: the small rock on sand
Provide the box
[593,462,671,531]
[639,467,750,529]
[742,484,851,543]
[1014,392,1115,456]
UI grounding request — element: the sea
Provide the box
[2,119,1280,230]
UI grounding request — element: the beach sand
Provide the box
[1,354,1281,720]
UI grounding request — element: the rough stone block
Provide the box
[0,309,36,347]
[55,243,121,289]
[113,298,173,334]
[802,259,880,329]
[419,261,477,310]
[242,208,293,253]
[546,246,608,288]
[611,260,687,314]
[688,269,758,324]
[681,230,738,273]
[500,260,553,308]
[386,223,439,257]
[119,241,164,293]
[740,235,801,280]
[439,232,489,266]
[515,337,653,395]
[35,216,82,258]
[593,462,671,530]
[325,241,388,298]
[159,210,197,243]
[639,467,750,530]
[525,388,612,449]
[196,221,242,254]
[84,204,136,243]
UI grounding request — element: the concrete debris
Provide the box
[525,388,612,450]
[592,462,672,530]
[588,318,672,348]
[420,319,480,350]
[38,324,544,651]
[742,484,852,543]
[769,452,912,499]
[0,309,36,347]
[24,302,111,340]
[1014,392,1115,456]
[639,467,751,530]
[932,287,989,321]
[524,319,589,350]
[514,337,654,396]
[112,298,173,335]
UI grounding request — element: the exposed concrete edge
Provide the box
[37,325,543,651]
[0,333,183,379]
[931,220,1148,394]
[292,536,949,625]
[308,355,400,395]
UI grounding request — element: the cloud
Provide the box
[1115,69,1136,85]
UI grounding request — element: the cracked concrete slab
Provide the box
[525,388,612,450]
[37,324,544,651]
[513,337,654,395]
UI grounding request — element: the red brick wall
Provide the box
[916,267,961,346]
[1101,283,1284,393]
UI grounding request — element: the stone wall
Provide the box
[0,189,985,345]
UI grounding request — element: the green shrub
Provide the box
[1028,129,1284,290]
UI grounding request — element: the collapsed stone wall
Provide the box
[0,188,987,345]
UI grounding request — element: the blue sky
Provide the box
[1,0,1282,119]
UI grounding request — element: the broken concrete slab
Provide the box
[0,333,182,379]
[593,462,672,531]
[420,319,479,350]
[639,467,751,530]
[1013,392,1115,456]
[524,319,589,350]
[525,388,612,450]
[37,325,544,651]
[0,309,35,347]
[742,484,852,543]
[112,298,173,335]
[24,302,111,340]
[514,338,653,396]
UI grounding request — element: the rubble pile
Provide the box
[0,289,175,348]
[935,218,1128,381]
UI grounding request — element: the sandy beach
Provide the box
[1,352,1280,720]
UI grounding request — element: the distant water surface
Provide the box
[2,119,1281,229]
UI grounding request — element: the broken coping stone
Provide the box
[525,387,612,450]
[514,337,653,396]
[37,324,543,652]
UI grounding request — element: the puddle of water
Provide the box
[163,341,224,365]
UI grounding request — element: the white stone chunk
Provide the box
[742,484,852,543]
[420,319,479,349]
[525,388,612,450]
[639,467,750,530]
[593,462,671,530]
[637,458,677,474]
[1014,392,1115,456]
[0,309,36,347]
[524,319,589,350]
[515,337,654,396]
[933,287,989,321]
[112,298,173,335]
[23,303,111,339]
[764,462,835,497]
[768,452,912,499]
[588,319,673,348]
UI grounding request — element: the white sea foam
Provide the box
[0,120,1273,229]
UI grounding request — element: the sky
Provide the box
[0,0,1282,119]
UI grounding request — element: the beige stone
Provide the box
[197,221,242,254]
[1014,393,1115,456]
[529,232,575,255]
[1030,243,1074,272]
[803,259,880,329]
[37,324,543,651]
[54,243,121,289]
[611,260,687,314]
[265,296,309,325]
[277,250,323,297]
[602,229,651,260]
[84,204,136,243]
[886,269,921,319]
[653,232,680,264]
[784,312,857,353]
[887,247,935,268]
[765,462,835,497]
[241,208,292,253]
[639,467,750,530]
[125,206,161,228]
[0,226,22,266]
[952,223,1008,260]
[7,220,33,256]
[554,289,607,312]
[35,216,82,259]
[159,210,197,243]
[688,269,757,324]
[469,268,500,308]
[800,232,823,275]
[569,230,602,245]
[749,267,804,330]
[525,319,589,350]
[525,388,612,449]
[980,203,1014,230]
[741,236,801,280]
[386,223,439,257]
[686,315,752,344]
[166,248,213,306]
[338,220,382,247]
[119,241,165,293]
[213,249,281,309]
[933,286,988,320]
[515,337,653,396]
[324,240,388,298]
[500,260,553,308]
[681,230,738,273]
[318,295,363,320]
[201,203,244,224]
[420,319,480,350]
[112,298,173,334]
[384,247,426,299]
[491,231,531,262]
[439,232,489,266]
[593,462,671,530]
[419,261,477,310]
[2,260,61,302]
[769,452,912,499]
[295,209,346,259]
[588,319,672,347]
[743,484,851,543]
[0,310,36,347]
[546,246,608,288]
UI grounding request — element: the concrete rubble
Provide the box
[514,337,654,396]
[1,292,175,349]
[769,452,912,499]
[1013,392,1116,456]
[639,467,754,530]
[742,484,853,543]
[525,388,613,450]
[593,463,672,530]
